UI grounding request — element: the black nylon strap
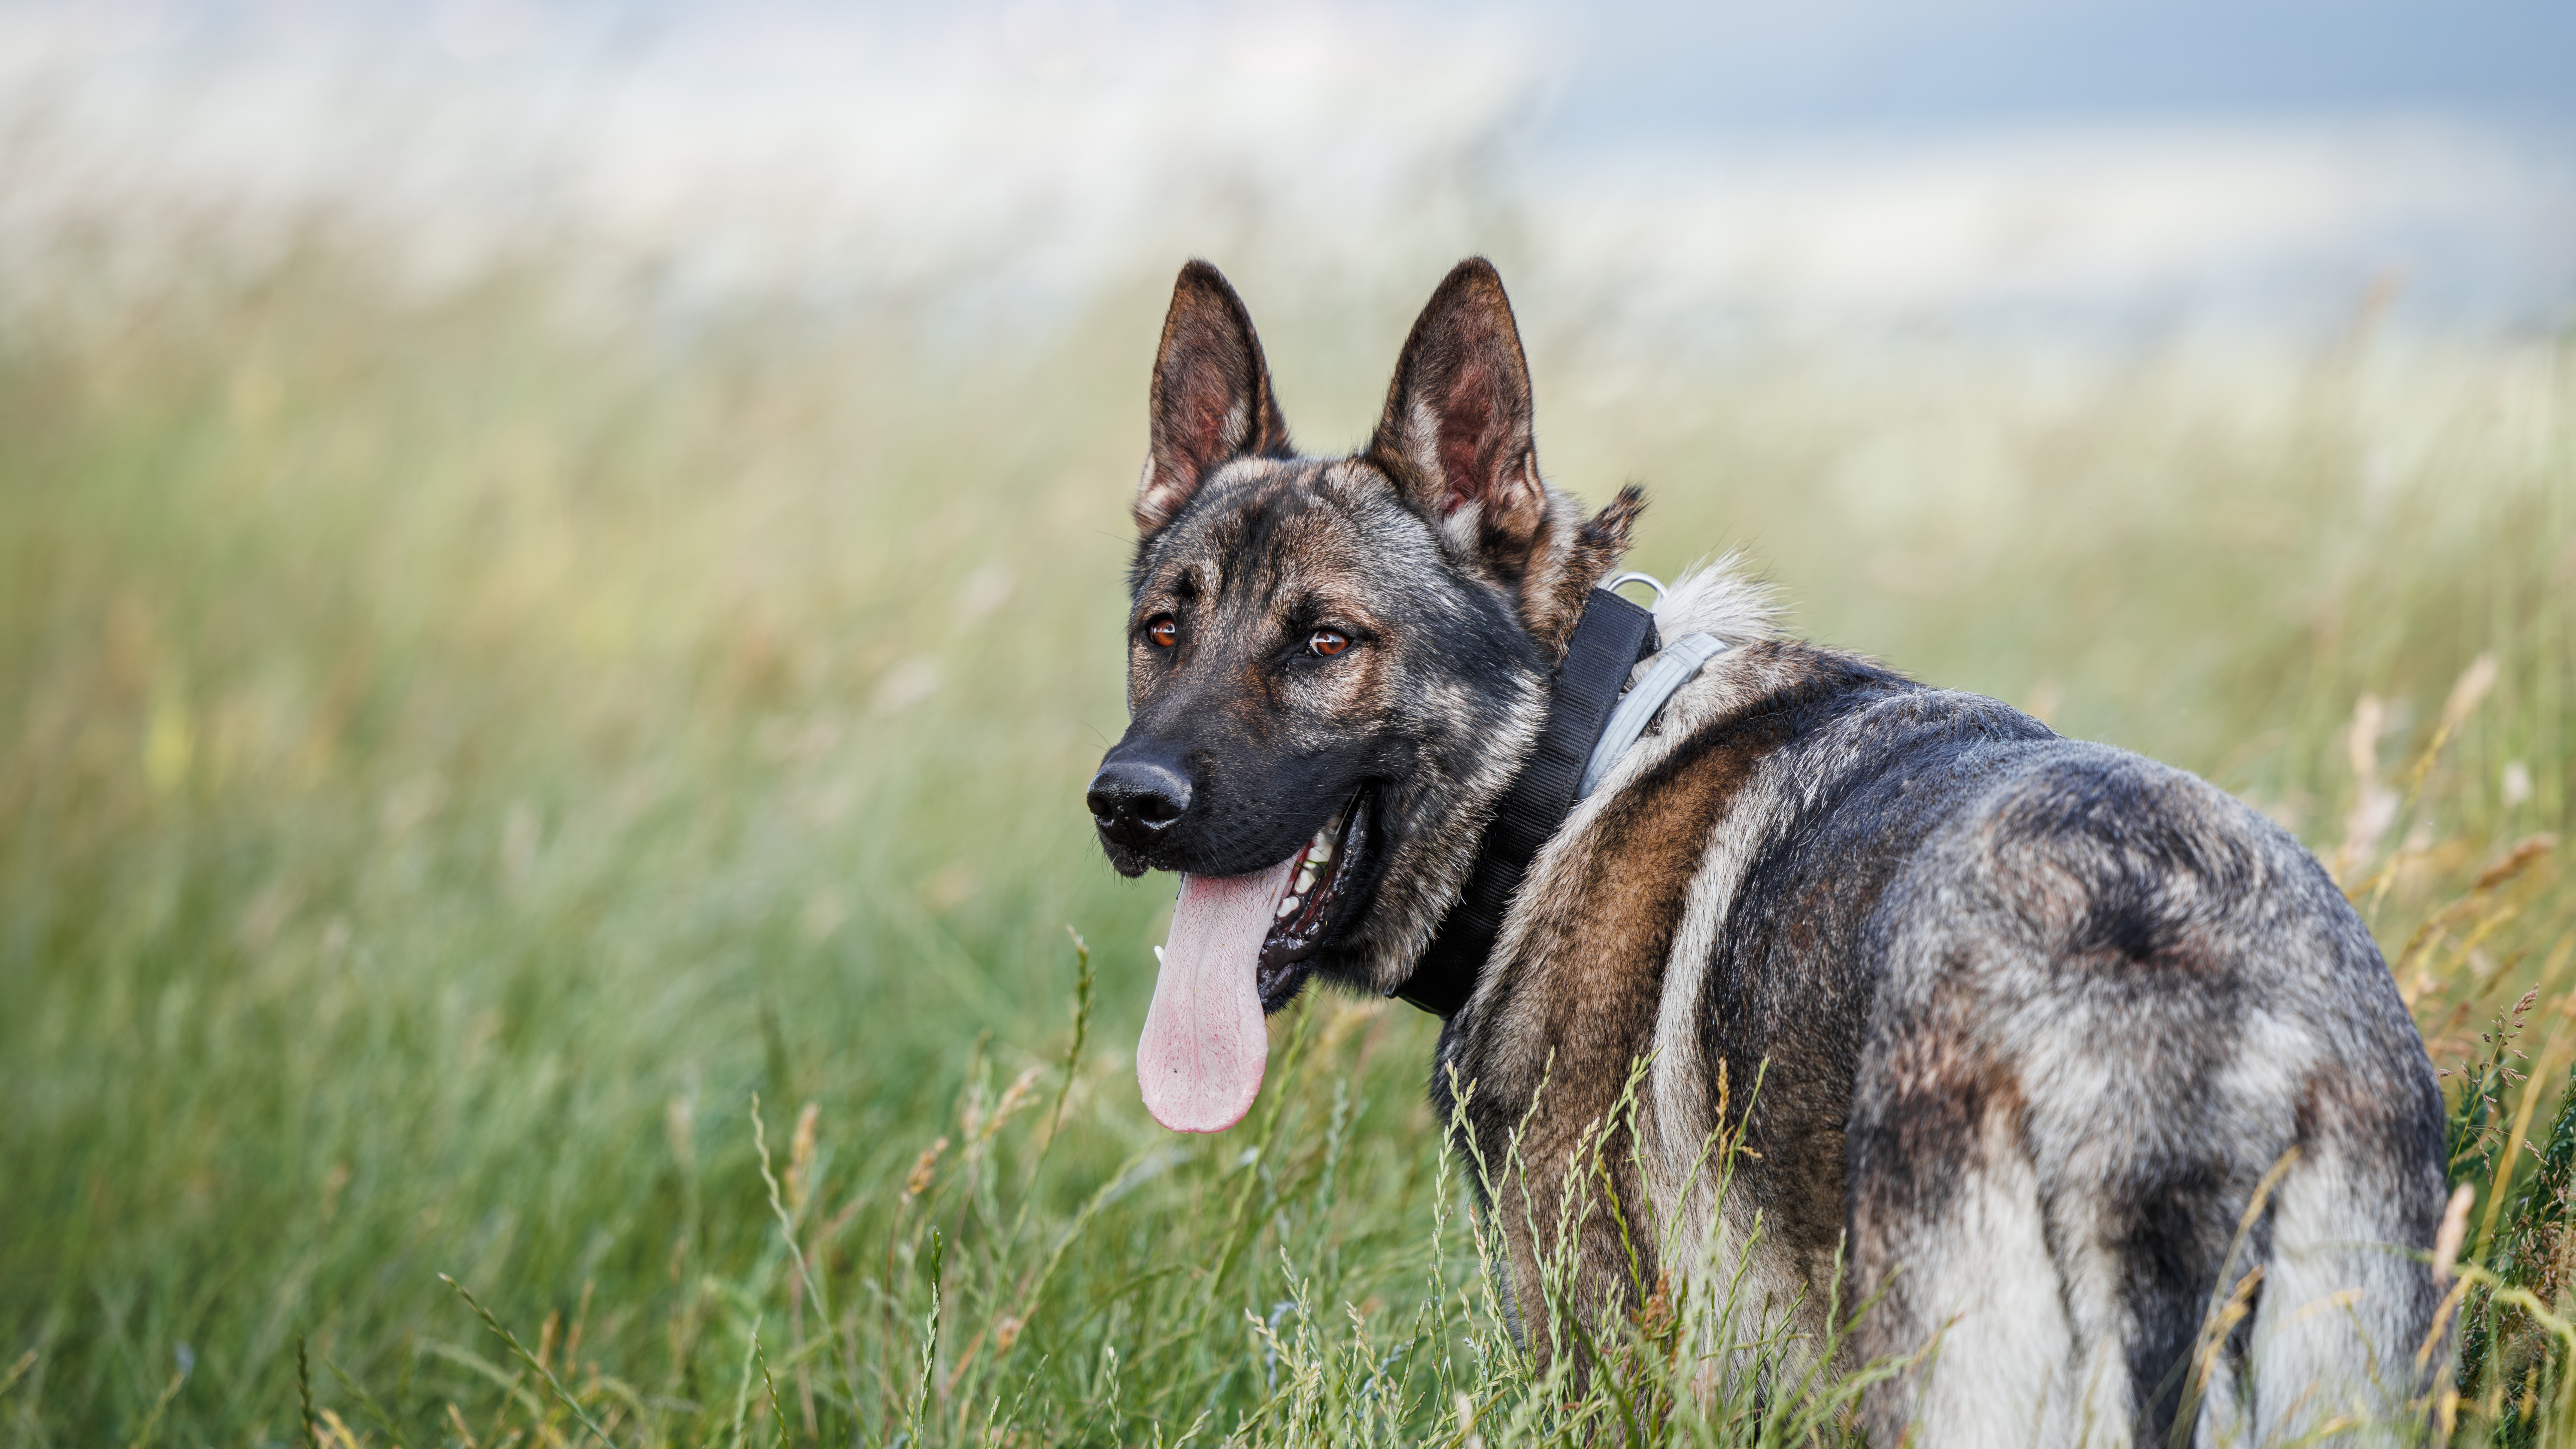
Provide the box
[1392,588,1659,1017]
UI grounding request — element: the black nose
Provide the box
[1087,756,1191,846]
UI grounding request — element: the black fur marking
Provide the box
[2114,1154,2239,1437]
[2008,766,2259,969]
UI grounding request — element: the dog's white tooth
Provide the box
[1296,868,1316,894]
[1153,946,1165,965]
[1309,841,1332,863]
[1276,894,1300,919]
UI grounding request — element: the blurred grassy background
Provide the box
[0,231,2569,1443]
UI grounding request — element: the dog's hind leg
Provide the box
[1846,1040,2102,1447]
[2236,1076,2449,1445]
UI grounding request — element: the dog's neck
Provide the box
[1388,554,1781,1015]
[1390,583,1664,1016]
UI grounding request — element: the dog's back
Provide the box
[1450,629,2446,1445]
[1833,693,2445,1441]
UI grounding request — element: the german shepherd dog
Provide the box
[1085,258,2447,1444]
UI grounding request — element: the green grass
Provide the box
[0,245,2570,1446]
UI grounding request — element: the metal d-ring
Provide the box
[1602,571,1667,607]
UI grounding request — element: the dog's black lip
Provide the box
[1255,788,1372,1011]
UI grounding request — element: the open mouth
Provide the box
[1134,785,1378,1133]
[1254,789,1370,1009]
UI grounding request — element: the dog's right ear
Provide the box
[1134,261,1291,535]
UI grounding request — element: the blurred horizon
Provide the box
[3,0,2570,344]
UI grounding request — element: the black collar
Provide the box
[1391,587,1660,1017]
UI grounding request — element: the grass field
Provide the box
[1,243,2571,1446]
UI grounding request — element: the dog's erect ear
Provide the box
[1135,261,1291,534]
[1368,258,1546,557]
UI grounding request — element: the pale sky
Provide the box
[2,0,2568,331]
[27,0,2574,129]
[1505,0,2573,138]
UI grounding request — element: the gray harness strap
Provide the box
[1577,631,1728,799]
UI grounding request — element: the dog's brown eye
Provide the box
[1308,629,1349,657]
[1146,616,1179,648]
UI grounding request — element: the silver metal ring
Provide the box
[1602,571,1667,606]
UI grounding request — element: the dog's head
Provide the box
[1087,258,1638,1131]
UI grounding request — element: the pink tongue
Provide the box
[1136,856,1297,1133]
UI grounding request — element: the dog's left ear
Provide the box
[1368,258,1547,565]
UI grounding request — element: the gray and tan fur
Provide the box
[1086,258,2448,1446]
